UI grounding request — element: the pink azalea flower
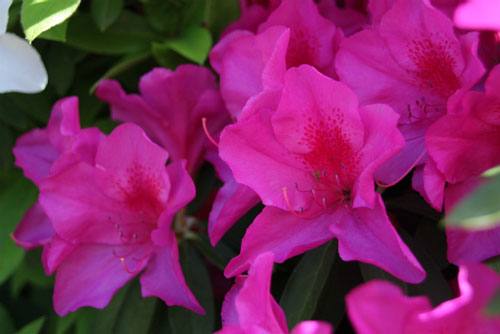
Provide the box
[12,97,82,250]
[38,123,202,316]
[211,0,342,118]
[336,0,484,188]
[215,252,333,334]
[95,64,229,175]
[317,0,369,36]
[346,262,500,334]
[426,65,500,263]
[219,65,425,283]
[454,0,500,31]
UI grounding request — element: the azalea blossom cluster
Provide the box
[10,0,500,332]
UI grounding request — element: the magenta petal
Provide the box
[39,161,124,245]
[53,244,136,316]
[346,280,431,334]
[164,160,196,218]
[352,103,404,208]
[235,252,288,333]
[454,0,500,31]
[13,129,58,185]
[224,206,333,277]
[12,202,54,250]
[219,96,313,212]
[94,123,170,206]
[291,321,333,334]
[140,230,203,314]
[209,179,260,246]
[42,235,76,275]
[330,194,425,283]
[221,277,244,327]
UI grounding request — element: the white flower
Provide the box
[0,0,47,93]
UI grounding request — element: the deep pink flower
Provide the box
[38,123,202,316]
[211,0,342,118]
[454,0,500,31]
[336,0,484,188]
[347,262,500,334]
[219,65,424,283]
[425,65,500,263]
[215,252,333,334]
[95,65,229,175]
[317,0,369,36]
[12,97,82,250]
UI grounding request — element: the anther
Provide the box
[202,117,219,148]
[133,233,138,239]
[322,197,327,209]
[115,223,120,230]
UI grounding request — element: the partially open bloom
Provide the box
[347,262,500,334]
[426,65,500,264]
[336,0,484,192]
[215,252,333,334]
[12,97,84,250]
[219,65,424,283]
[95,65,229,175]
[38,123,202,316]
[211,0,342,118]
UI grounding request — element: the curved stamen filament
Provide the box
[375,149,427,188]
[282,187,323,218]
[202,117,219,148]
[119,244,150,275]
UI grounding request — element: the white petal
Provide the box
[0,0,13,34]
[0,33,47,93]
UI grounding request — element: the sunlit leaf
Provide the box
[21,0,81,42]
[18,316,45,334]
[447,175,500,230]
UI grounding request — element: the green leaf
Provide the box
[0,123,14,171]
[141,0,206,36]
[399,228,453,306]
[91,282,131,334]
[21,0,81,42]
[0,176,38,284]
[39,20,68,42]
[89,50,151,93]
[56,312,78,334]
[206,0,239,39]
[482,164,500,178]
[447,175,500,230]
[18,316,46,334]
[162,26,212,65]
[0,94,30,130]
[11,249,53,298]
[279,241,337,329]
[486,287,500,315]
[169,242,214,334]
[359,262,408,292]
[91,0,123,32]
[0,303,15,333]
[75,308,97,334]
[113,281,157,334]
[186,232,235,271]
[65,11,162,55]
